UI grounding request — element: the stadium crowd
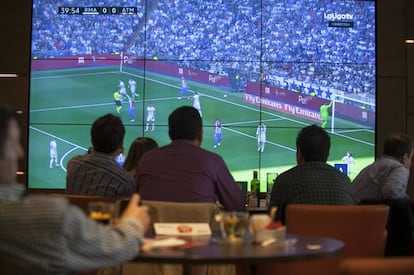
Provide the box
[31,0,375,102]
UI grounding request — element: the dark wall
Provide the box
[1,0,414,195]
[376,0,414,196]
[0,1,31,184]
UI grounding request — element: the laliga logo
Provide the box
[324,12,353,21]
[208,75,222,83]
[298,95,312,105]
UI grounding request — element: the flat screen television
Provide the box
[28,0,376,191]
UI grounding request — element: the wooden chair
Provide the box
[122,200,234,275]
[340,257,414,275]
[254,204,389,275]
[142,200,221,230]
[360,198,414,256]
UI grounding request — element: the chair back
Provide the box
[142,200,221,230]
[340,257,414,275]
[286,204,389,257]
[255,204,389,275]
[360,198,414,256]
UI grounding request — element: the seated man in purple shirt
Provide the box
[136,106,246,211]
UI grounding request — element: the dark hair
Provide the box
[296,124,330,162]
[168,106,202,140]
[91,113,125,154]
[383,133,414,159]
[0,104,18,157]
[123,137,158,171]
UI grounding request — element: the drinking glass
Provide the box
[88,202,116,224]
[266,173,278,192]
[266,173,278,205]
[220,211,249,241]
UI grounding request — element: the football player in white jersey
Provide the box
[119,80,127,102]
[256,123,267,152]
[128,79,138,98]
[145,104,155,132]
[49,138,59,168]
[192,92,202,117]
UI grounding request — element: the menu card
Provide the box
[154,223,212,236]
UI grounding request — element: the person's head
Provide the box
[123,137,158,172]
[383,133,414,168]
[168,106,203,144]
[296,124,330,164]
[91,113,125,155]
[0,104,24,184]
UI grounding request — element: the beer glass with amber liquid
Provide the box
[88,202,115,224]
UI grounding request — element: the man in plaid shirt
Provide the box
[269,125,354,224]
[0,103,150,275]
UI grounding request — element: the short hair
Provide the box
[383,133,414,159]
[168,106,202,140]
[0,104,18,157]
[296,125,330,162]
[123,137,158,171]
[91,114,125,154]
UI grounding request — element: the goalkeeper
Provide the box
[320,100,333,128]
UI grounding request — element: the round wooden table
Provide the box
[132,232,344,275]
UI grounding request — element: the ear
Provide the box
[401,152,411,168]
[296,148,304,165]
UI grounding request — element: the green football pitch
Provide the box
[28,66,375,190]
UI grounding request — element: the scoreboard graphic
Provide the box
[58,7,138,15]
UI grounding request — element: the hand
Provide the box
[119,194,150,233]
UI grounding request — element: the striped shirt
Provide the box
[66,151,135,196]
[0,183,144,275]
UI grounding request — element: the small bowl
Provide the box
[251,226,286,244]
[249,214,271,231]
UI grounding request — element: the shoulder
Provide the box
[67,154,87,166]
[112,163,134,180]
[69,154,86,162]
[370,156,407,172]
[23,195,72,221]
[195,146,225,161]
[273,166,300,186]
[319,162,351,181]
